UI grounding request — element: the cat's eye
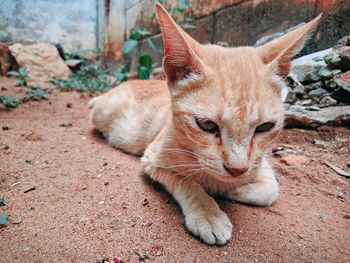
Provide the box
[195,118,220,135]
[255,122,276,133]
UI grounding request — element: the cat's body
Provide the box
[89,4,320,245]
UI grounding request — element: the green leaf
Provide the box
[138,66,151,80]
[139,53,153,71]
[176,18,185,25]
[7,71,20,77]
[0,213,9,225]
[0,96,19,108]
[331,69,341,75]
[182,23,196,30]
[19,67,27,76]
[312,56,325,62]
[185,17,194,22]
[130,28,151,40]
[177,0,191,8]
[318,68,332,77]
[123,39,138,54]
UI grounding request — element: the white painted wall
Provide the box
[0,0,102,52]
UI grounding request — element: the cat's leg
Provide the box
[141,146,232,245]
[227,157,279,207]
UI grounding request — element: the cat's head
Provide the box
[156,3,320,179]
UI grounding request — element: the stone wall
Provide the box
[129,0,348,68]
[0,0,105,53]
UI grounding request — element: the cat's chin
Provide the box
[216,173,248,183]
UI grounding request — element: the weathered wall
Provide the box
[0,0,104,52]
[129,0,343,69]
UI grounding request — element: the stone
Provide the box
[285,105,350,128]
[292,84,306,98]
[284,91,297,104]
[309,88,328,99]
[291,65,323,84]
[0,43,17,75]
[64,59,83,70]
[290,49,332,85]
[297,99,313,106]
[333,35,350,50]
[304,82,323,92]
[305,105,320,111]
[280,154,310,166]
[319,96,337,108]
[331,72,350,103]
[8,43,71,82]
[328,46,350,72]
[254,23,305,47]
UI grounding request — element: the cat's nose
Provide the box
[223,164,248,176]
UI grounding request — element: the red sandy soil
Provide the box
[1,84,350,262]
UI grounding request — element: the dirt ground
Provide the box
[1,82,350,262]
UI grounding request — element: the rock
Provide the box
[288,104,305,112]
[296,99,313,106]
[280,154,310,166]
[305,105,320,111]
[331,72,350,103]
[333,36,350,50]
[0,43,17,75]
[285,105,350,128]
[291,65,323,84]
[64,59,83,70]
[328,46,350,72]
[292,84,306,98]
[284,91,297,104]
[254,23,305,47]
[304,82,323,92]
[319,96,337,108]
[308,88,329,101]
[8,43,71,82]
[290,49,332,84]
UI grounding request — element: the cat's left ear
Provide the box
[257,15,321,78]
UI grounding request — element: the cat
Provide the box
[89,3,320,245]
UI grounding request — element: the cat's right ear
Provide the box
[156,3,203,87]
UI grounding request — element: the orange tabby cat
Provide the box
[89,4,320,245]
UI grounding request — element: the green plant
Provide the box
[123,0,195,80]
[51,63,115,94]
[24,86,48,101]
[7,67,31,86]
[0,96,19,108]
[312,54,341,65]
[312,54,342,79]
[137,53,154,80]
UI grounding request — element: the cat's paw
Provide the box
[185,209,232,245]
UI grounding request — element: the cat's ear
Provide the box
[156,3,203,85]
[257,15,321,78]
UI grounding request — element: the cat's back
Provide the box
[89,79,171,155]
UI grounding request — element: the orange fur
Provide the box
[89,3,320,245]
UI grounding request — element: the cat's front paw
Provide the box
[185,209,232,245]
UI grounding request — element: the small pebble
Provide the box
[319,213,327,220]
[280,154,310,166]
[13,219,22,225]
[142,198,149,206]
[144,220,153,227]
